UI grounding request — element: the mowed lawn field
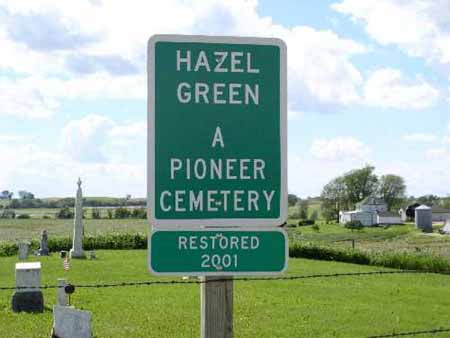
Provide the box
[1,251,450,338]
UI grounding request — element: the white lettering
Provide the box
[177,82,191,103]
[176,50,191,71]
[194,51,211,72]
[211,126,225,148]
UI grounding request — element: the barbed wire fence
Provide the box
[1,269,450,337]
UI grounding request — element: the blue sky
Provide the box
[0,0,449,198]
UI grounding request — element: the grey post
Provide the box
[201,276,233,338]
[57,279,68,306]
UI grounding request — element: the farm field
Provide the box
[0,218,148,241]
[1,251,450,338]
[288,221,450,258]
[2,215,450,259]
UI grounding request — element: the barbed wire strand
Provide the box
[368,327,450,337]
[1,269,449,291]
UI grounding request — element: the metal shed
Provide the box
[415,205,432,232]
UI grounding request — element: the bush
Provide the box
[16,214,31,219]
[0,210,15,219]
[56,207,74,219]
[107,209,113,219]
[131,208,147,219]
[345,220,363,230]
[289,242,450,273]
[298,219,315,226]
[92,208,101,219]
[0,233,148,257]
[114,207,131,219]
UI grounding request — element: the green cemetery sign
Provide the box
[147,35,287,228]
[149,229,287,275]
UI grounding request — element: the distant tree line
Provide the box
[55,207,147,219]
[3,197,146,209]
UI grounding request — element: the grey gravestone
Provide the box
[52,305,92,338]
[11,262,43,313]
[18,241,30,260]
[38,230,49,256]
[70,178,86,259]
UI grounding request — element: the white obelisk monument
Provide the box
[70,178,85,259]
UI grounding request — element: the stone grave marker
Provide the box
[12,262,43,313]
[70,178,86,259]
[18,241,30,260]
[52,305,92,338]
[38,230,49,256]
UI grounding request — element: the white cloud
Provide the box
[333,0,450,64]
[285,26,366,112]
[427,147,448,159]
[403,132,437,143]
[61,114,146,162]
[0,141,146,197]
[0,74,146,119]
[310,136,370,161]
[0,78,59,119]
[61,114,114,162]
[0,0,369,118]
[363,68,439,109]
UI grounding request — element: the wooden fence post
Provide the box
[201,276,233,338]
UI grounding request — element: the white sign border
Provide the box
[147,34,287,229]
[148,227,289,276]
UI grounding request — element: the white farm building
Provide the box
[339,196,403,226]
[431,206,450,222]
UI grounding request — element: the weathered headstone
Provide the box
[57,278,68,306]
[52,305,92,338]
[18,241,30,260]
[70,178,86,259]
[11,262,43,313]
[38,230,49,256]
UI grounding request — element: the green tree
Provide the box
[378,174,406,210]
[56,207,74,219]
[320,176,348,222]
[343,165,378,206]
[288,194,298,207]
[310,209,319,221]
[298,199,309,220]
[114,207,131,219]
[417,195,440,205]
[18,190,34,199]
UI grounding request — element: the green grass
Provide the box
[0,219,148,241]
[0,251,450,337]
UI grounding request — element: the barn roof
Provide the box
[432,205,450,213]
[358,196,386,206]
